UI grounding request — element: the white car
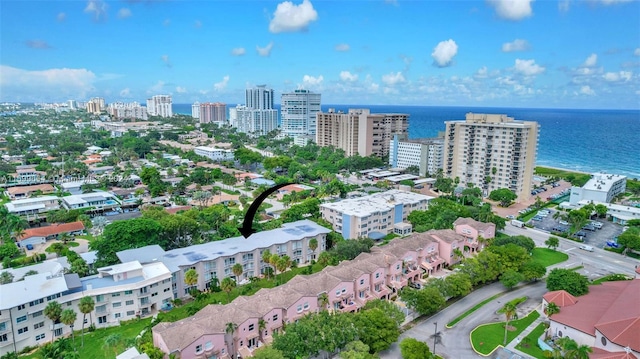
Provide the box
[559,220,569,226]
[591,221,603,229]
[537,212,548,217]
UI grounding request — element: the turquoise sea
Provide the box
[174,104,640,179]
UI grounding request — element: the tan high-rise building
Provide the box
[316,109,408,158]
[443,113,539,201]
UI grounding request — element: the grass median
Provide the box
[531,248,568,267]
[470,310,541,356]
[446,293,504,328]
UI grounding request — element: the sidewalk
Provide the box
[504,308,546,359]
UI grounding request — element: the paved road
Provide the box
[379,281,548,359]
[503,226,638,278]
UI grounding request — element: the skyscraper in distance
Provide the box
[281,89,321,142]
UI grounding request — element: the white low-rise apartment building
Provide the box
[320,189,433,239]
[116,220,330,298]
[194,146,235,162]
[569,172,626,205]
[4,196,60,216]
[0,261,172,357]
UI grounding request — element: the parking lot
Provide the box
[528,210,624,249]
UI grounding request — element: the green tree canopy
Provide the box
[91,217,164,266]
[400,338,434,359]
[546,268,589,296]
[400,286,445,316]
[489,188,518,207]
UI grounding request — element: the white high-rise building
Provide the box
[231,86,278,136]
[146,95,173,118]
[281,89,321,140]
[443,113,539,201]
[389,135,444,177]
[192,102,200,119]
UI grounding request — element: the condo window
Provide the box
[195,345,203,353]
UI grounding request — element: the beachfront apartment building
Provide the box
[116,220,330,298]
[194,146,234,162]
[0,261,172,357]
[191,102,200,119]
[199,102,227,125]
[320,189,433,239]
[146,95,173,118]
[152,220,494,359]
[106,102,148,121]
[443,113,539,201]
[316,109,409,158]
[389,134,445,177]
[232,105,278,137]
[569,172,626,205]
[280,89,321,140]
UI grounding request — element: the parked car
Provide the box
[606,240,619,248]
[574,231,587,240]
[582,225,597,231]
[409,282,422,289]
[26,244,34,250]
[537,212,548,217]
[506,215,515,219]
[532,216,543,221]
[559,220,569,226]
[591,221,603,229]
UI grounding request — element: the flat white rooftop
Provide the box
[321,189,434,217]
[582,173,626,192]
[386,174,419,182]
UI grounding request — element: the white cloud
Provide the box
[0,65,96,101]
[634,48,640,56]
[514,59,545,76]
[487,0,534,20]
[335,43,350,52]
[84,0,108,22]
[176,86,187,93]
[583,53,597,67]
[119,88,131,97]
[579,85,595,95]
[214,76,230,91]
[231,48,246,56]
[382,72,406,86]
[600,0,632,4]
[269,0,318,33]
[603,71,632,82]
[558,0,570,12]
[502,39,530,52]
[475,66,489,79]
[117,8,132,19]
[431,39,458,67]
[339,71,358,82]
[302,75,323,87]
[256,42,274,57]
[57,12,66,22]
[148,80,166,94]
[161,55,171,68]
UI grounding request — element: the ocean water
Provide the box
[174,104,640,178]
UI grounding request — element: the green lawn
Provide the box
[531,248,568,267]
[470,310,541,355]
[22,318,152,359]
[446,293,504,328]
[515,322,548,359]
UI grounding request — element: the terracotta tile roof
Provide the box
[548,280,640,352]
[453,217,495,232]
[591,348,638,359]
[428,229,465,243]
[18,222,85,241]
[543,290,578,307]
[6,184,55,195]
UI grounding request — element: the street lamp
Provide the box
[433,321,438,355]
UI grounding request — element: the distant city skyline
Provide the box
[1,0,639,109]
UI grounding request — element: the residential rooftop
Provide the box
[320,189,434,217]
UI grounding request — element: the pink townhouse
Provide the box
[377,244,422,285]
[453,217,496,252]
[349,252,390,300]
[428,229,467,266]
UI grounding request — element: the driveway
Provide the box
[379,281,548,359]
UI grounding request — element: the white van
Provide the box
[579,245,594,252]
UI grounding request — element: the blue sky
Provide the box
[1,0,639,109]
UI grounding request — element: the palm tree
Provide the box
[220,277,236,303]
[225,322,238,359]
[232,263,244,282]
[59,232,72,245]
[60,309,77,349]
[184,268,199,295]
[572,344,593,359]
[78,296,95,347]
[261,250,273,280]
[499,302,518,345]
[545,302,560,317]
[308,238,318,260]
[453,248,464,263]
[257,318,266,345]
[44,301,63,343]
[270,253,280,281]
[317,293,329,312]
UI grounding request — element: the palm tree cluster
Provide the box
[544,337,592,359]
